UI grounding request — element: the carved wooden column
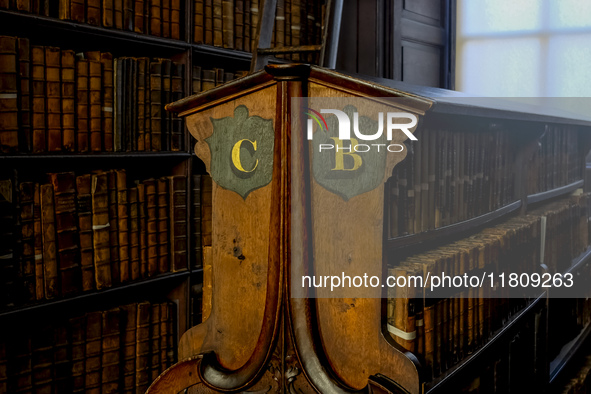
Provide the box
[148,64,431,394]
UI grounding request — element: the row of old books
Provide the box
[194,0,324,57]
[527,125,584,196]
[0,0,48,15]
[191,65,248,93]
[0,301,175,393]
[0,169,189,309]
[0,35,186,154]
[59,0,182,39]
[388,129,515,238]
[387,193,591,380]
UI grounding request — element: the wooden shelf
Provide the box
[564,246,591,276]
[386,200,522,254]
[0,151,191,161]
[550,322,591,383]
[0,270,191,321]
[526,179,584,205]
[425,293,546,394]
[0,10,190,55]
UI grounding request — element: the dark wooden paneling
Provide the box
[404,0,441,23]
[357,0,379,76]
[402,42,441,88]
[335,0,359,74]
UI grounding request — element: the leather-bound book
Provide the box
[134,0,145,32]
[0,342,6,393]
[214,67,223,86]
[250,0,258,52]
[221,0,233,48]
[31,45,46,153]
[201,69,215,91]
[144,58,151,150]
[137,182,148,277]
[85,311,102,394]
[275,0,285,47]
[150,0,162,36]
[204,0,213,45]
[129,187,140,281]
[54,323,71,393]
[103,0,114,27]
[106,170,120,284]
[51,172,81,296]
[91,172,112,290]
[120,303,137,393]
[212,0,224,47]
[234,0,243,50]
[191,65,201,93]
[123,0,133,30]
[16,0,30,11]
[194,0,204,43]
[149,303,161,380]
[160,59,171,151]
[145,179,158,276]
[70,0,85,22]
[170,0,180,39]
[113,57,122,152]
[170,62,184,151]
[169,175,187,271]
[116,170,130,283]
[87,0,100,25]
[243,0,250,52]
[40,183,59,299]
[76,58,89,152]
[0,36,19,153]
[102,308,121,394]
[114,0,123,28]
[19,182,37,301]
[11,336,33,392]
[128,57,137,151]
[101,53,114,151]
[159,302,170,370]
[69,315,86,393]
[88,59,102,151]
[162,0,170,38]
[77,174,95,291]
[223,71,233,83]
[135,302,151,392]
[45,47,61,152]
[33,183,44,299]
[0,173,16,308]
[191,174,202,270]
[17,38,32,153]
[61,50,76,151]
[149,61,162,151]
[157,177,169,273]
[136,57,147,151]
[31,325,54,393]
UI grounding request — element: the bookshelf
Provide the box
[145,64,591,394]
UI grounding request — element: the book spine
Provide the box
[54,323,71,393]
[150,0,162,36]
[250,0,258,52]
[143,58,151,151]
[11,336,33,392]
[201,69,215,91]
[212,0,222,46]
[17,38,32,153]
[150,303,161,380]
[31,325,54,393]
[76,174,95,292]
[0,342,6,394]
[45,47,62,152]
[106,170,120,284]
[160,59,171,151]
[243,0,250,52]
[145,179,158,276]
[51,172,82,297]
[149,61,162,151]
[159,302,170,370]
[40,184,59,299]
[137,183,148,278]
[234,0,243,50]
[69,315,86,393]
[134,0,145,32]
[194,0,204,43]
[0,36,19,153]
[33,183,44,299]
[75,59,89,152]
[91,172,112,290]
[16,0,31,11]
[89,60,102,152]
[123,0,133,30]
[114,0,123,28]
[117,170,130,283]
[101,53,114,152]
[275,0,285,48]
[191,65,201,93]
[137,58,147,151]
[101,308,121,393]
[191,174,202,270]
[170,63,184,151]
[162,0,171,38]
[169,175,187,271]
[171,0,180,39]
[120,304,137,393]
[157,177,169,273]
[60,50,76,152]
[204,0,213,45]
[129,187,140,280]
[85,311,102,393]
[135,302,151,392]
[18,182,36,302]
[87,0,101,25]
[70,0,85,22]
[103,0,114,27]
[222,0,234,48]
